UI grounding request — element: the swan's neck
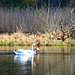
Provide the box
[32,45,34,55]
[32,45,33,51]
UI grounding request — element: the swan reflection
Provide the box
[14,54,40,74]
[14,54,34,65]
[14,54,40,66]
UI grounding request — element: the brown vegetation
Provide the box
[0,7,75,46]
[0,32,75,46]
[0,7,75,33]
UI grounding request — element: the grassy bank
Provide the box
[0,7,75,46]
[0,32,75,46]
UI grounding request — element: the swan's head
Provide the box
[32,44,37,48]
[32,44,36,46]
[33,44,40,52]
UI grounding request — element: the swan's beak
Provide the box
[36,48,40,52]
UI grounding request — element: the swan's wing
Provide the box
[17,49,26,53]
[26,50,36,54]
[17,49,36,55]
[17,49,32,54]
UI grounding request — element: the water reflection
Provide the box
[0,46,75,75]
[14,55,32,75]
[14,54,40,75]
[14,55,33,65]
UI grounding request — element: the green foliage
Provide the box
[0,42,2,46]
[0,0,39,7]
[0,0,72,7]
[2,40,8,46]
[69,40,75,46]
[9,41,15,46]
[63,0,70,3]
[20,42,26,46]
[46,41,65,46]
[30,30,37,34]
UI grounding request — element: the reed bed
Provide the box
[0,7,74,33]
[0,7,75,46]
[0,32,75,46]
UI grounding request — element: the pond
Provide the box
[0,46,75,75]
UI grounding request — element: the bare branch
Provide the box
[69,18,75,23]
[65,25,75,33]
[57,24,64,31]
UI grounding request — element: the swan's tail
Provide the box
[14,51,18,54]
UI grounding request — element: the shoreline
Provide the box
[0,32,75,46]
[0,46,75,54]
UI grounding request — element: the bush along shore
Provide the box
[0,32,75,46]
[0,7,75,46]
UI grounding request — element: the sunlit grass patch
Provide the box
[9,41,16,46]
[0,32,75,46]
[2,40,8,46]
[69,40,75,46]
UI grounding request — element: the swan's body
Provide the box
[14,44,40,55]
[14,49,36,55]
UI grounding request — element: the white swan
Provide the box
[14,44,40,55]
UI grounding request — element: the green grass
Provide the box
[2,40,8,46]
[69,40,75,46]
[0,40,75,46]
[9,41,15,46]
[0,33,75,46]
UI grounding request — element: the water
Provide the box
[0,46,75,75]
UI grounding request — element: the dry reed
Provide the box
[0,7,74,33]
[0,32,74,46]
